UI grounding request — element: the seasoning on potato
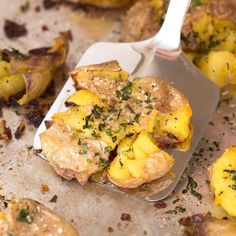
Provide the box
[210,146,236,216]
[40,60,192,189]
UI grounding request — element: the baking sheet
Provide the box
[1,1,236,235]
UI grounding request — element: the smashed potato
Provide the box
[0,36,69,105]
[121,0,236,87]
[210,146,236,216]
[107,132,174,188]
[197,51,236,87]
[41,61,192,188]
[0,198,79,236]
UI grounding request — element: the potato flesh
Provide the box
[210,146,236,216]
[107,132,174,188]
[197,51,236,87]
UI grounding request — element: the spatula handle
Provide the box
[151,0,191,51]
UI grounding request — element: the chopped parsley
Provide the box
[78,139,81,145]
[119,159,124,168]
[91,105,103,119]
[134,114,140,124]
[116,83,132,100]
[106,129,113,137]
[99,157,109,168]
[16,206,33,224]
[91,131,101,139]
[112,136,117,143]
[104,146,112,153]
[79,144,88,155]
[224,169,236,190]
[98,123,106,131]
[186,176,202,200]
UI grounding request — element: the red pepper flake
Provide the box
[120,213,131,222]
[4,20,27,39]
[154,200,167,209]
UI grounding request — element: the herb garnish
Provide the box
[104,146,112,153]
[16,206,33,224]
[224,169,236,190]
[91,105,103,119]
[91,131,101,139]
[116,83,132,100]
[186,176,202,200]
[119,159,124,168]
[134,114,140,124]
[79,144,88,155]
[112,136,117,143]
[99,157,109,168]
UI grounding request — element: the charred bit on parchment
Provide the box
[108,227,114,232]
[60,30,73,41]
[154,200,167,209]
[14,119,26,140]
[120,213,131,222]
[49,195,58,203]
[4,20,28,39]
[0,120,12,142]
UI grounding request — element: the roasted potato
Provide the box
[121,0,236,88]
[210,146,236,216]
[0,198,79,236]
[40,120,110,185]
[107,132,174,188]
[42,61,192,187]
[197,51,236,87]
[0,36,69,105]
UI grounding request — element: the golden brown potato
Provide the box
[42,61,192,188]
[0,198,79,236]
[0,36,69,105]
[120,0,164,42]
[210,146,236,217]
[196,51,236,87]
[107,132,174,188]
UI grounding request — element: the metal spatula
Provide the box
[34,0,219,202]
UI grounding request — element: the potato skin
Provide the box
[210,146,236,216]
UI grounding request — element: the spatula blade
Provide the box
[34,41,220,201]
